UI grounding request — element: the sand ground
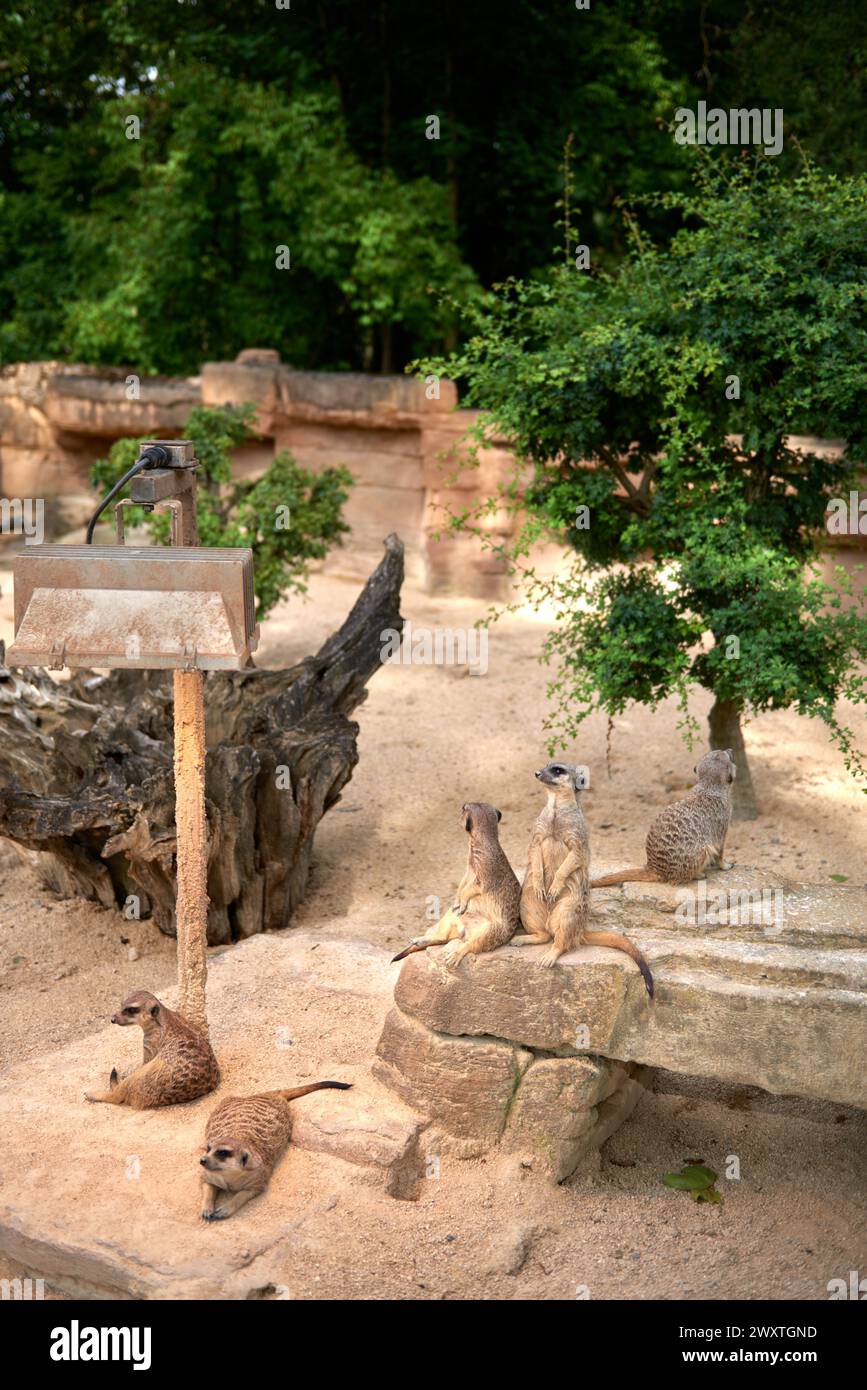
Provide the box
[0,556,865,1300]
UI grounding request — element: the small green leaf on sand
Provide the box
[663,1162,723,1203]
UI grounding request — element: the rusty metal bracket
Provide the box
[47,639,67,671]
[154,499,184,547]
[181,642,199,672]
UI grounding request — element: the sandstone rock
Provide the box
[289,1076,424,1199]
[483,1222,541,1276]
[613,868,867,950]
[44,373,199,438]
[502,1056,640,1180]
[235,348,282,365]
[394,944,632,1053]
[373,1004,649,1182]
[387,876,867,1109]
[373,1006,532,1145]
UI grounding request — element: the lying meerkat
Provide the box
[392,801,521,968]
[514,761,654,995]
[85,989,219,1109]
[199,1081,352,1221]
[590,749,736,888]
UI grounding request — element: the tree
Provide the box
[91,404,353,618]
[4,2,866,375]
[420,159,867,817]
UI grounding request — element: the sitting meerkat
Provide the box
[590,749,736,888]
[515,761,654,995]
[391,801,521,969]
[199,1081,352,1221]
[85,989,219,1109]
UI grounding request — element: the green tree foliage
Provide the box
[91,405,352,618]
[5,0,864,373]
[419,160,867,812]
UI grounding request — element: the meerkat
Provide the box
[199,1081,352,1221]
[590,749,736,888]
[84,990,220,1110]
[392,801,521,968]
[514,761,654,996]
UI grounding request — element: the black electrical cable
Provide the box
[84,445,170,544]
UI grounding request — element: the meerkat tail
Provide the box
[276,1081,353,1103]
[391,940,439,962]
[582,929,655,999]
[589,866,661,888]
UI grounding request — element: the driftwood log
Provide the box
[0,534,404,943]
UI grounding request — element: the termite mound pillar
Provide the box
[173,668,209,1035]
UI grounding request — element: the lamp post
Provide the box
[7,439,259,1036]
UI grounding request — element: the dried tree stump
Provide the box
[0,534,404,943]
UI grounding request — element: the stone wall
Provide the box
[0,353,521,596]
[2,353,862,598]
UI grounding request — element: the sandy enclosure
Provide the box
[0,559,865,1300]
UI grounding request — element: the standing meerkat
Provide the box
[392,801,521,968]
[515,762,654,996]
[84,990,220,1109]
[590,749,736,888]
[199,1081,352,1221]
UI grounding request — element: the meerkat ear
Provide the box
[239,1150,251,1168]
[464,813,473,832]
[495,808,502,822]
[149,1004,159,1017]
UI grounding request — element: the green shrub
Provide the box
[90,404,353,618]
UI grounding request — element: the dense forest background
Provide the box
[1,0,864,375]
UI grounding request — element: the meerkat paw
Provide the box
[540,944,562,967]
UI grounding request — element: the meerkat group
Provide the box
[393,747,737,999]
[85,989,351,1221]
[81,745,734,1219]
